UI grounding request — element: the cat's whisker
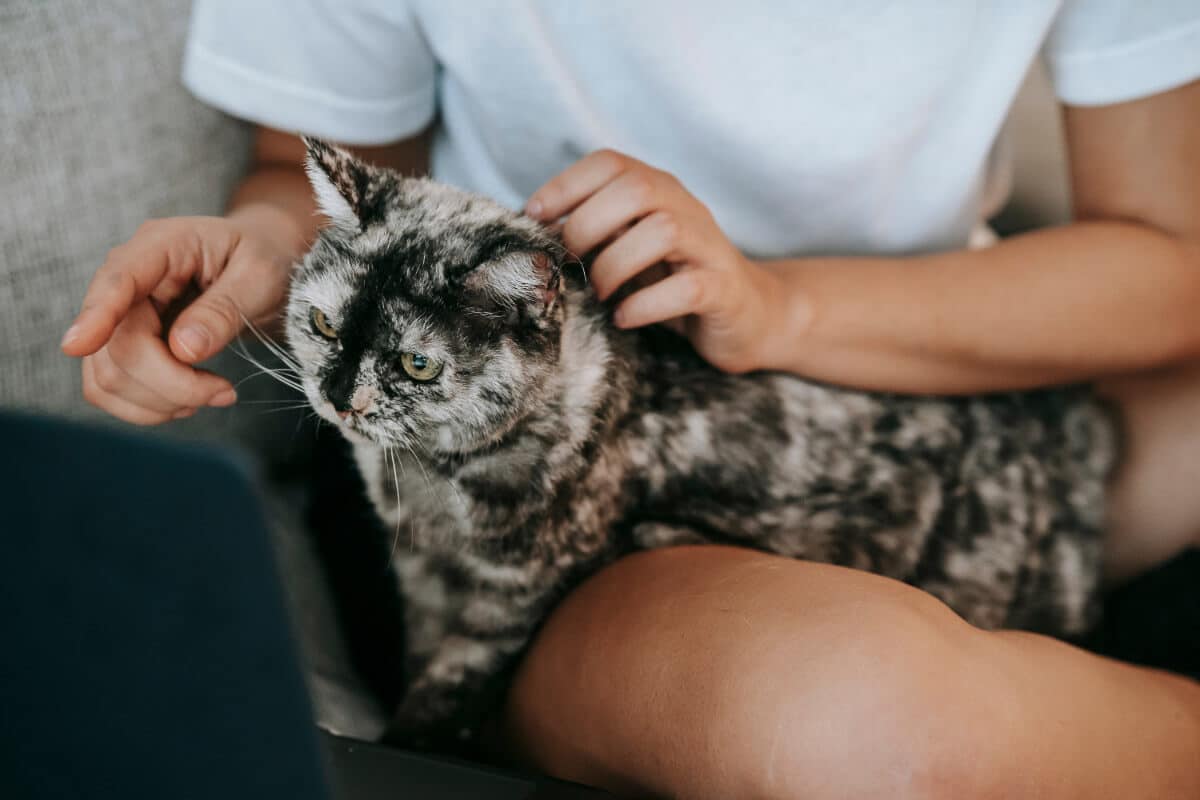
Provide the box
[385,448,405,561]
[237,310,303,373]
[238,398,312,406]
[228,338,304,383]
[227,338,306,393]
[415,441,467,513]
[257,403,318,415]
[399,442,457,533]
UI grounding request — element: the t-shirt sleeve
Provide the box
[1044,0,1200,106]
[182,0,435,144]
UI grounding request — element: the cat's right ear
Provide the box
[302,137,378,230]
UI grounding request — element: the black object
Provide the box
[1083,547,1200,681]
[321,731,608,799]
[0,411,607,799]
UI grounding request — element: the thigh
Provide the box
[495,546,984,799]
[1099,360,1200,583]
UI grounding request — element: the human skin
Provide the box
[499,546,1200,798]
[62,82,1200,795]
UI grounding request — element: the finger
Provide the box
[107,304,236,408]
[62,233,174,358]
[168,253,288,364]
[89,348,181,414]
[525,149,641,221]
[590,212,685,300]
[613,270,722,330]
[82,357,179,426]
[561,168,685,256]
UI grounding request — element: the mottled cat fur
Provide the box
[287,140,1116,747]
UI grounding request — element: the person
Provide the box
[61,2,1200,796]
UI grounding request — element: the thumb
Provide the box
[168,258,286,363]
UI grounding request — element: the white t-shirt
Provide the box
[183,1,1200,258]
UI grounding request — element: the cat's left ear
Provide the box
[302,137,382,230]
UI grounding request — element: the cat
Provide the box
[286,139,1116,747]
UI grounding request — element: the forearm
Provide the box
[985,629,1200,797]
[759,221,1200,393]
[227,165,318,263]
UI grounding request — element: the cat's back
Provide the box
[625,325,1114,482]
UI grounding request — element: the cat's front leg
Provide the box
[386,587,545,750]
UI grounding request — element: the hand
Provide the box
[61,213,294,424]
[526,149,784,374]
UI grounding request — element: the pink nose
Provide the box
[350,385,378,414]
[336,409,351,420]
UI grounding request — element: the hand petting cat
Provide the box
[526,150,791,375]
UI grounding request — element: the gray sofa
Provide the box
[0,0,1071,744]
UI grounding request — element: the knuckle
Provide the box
[182,373,217,405]
[92,260,117,285]
[625,173,655,206]
[104,325,139,365]
[81,374,100,405]
[101,245,125,266]
[104,269,128,290]
[92,356,121,392]
[560,217,585,252]
[685,273,707,308]
[592,148,626,173]
[654,168,682,191]
[651,211,681,245]
[197,293,241,335]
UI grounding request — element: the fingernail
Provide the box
[175,326,210,361]
[525,198,543,218]
[60,325,81,348]
[209,389,237,407]
[612,308,627,328]
[173,409,196,420]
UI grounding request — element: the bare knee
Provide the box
[708,597,1020,800]
[503,548,1026,800]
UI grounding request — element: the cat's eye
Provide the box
[310,307,338,339]
[400,352,443,382]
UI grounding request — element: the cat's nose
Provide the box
[350,385,378,414]
[336,409,352,420]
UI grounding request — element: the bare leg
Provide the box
[498,547,1200,799]
[1099,360,1200,583]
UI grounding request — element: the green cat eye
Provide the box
[400,352,443,381]
[310,306,338,339]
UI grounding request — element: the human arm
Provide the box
[528,80,1200,393]
[62,126,429,424]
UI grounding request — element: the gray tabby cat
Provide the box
[286,139,1116,747]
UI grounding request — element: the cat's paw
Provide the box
[380,682,483,753]
[382,707,480,753]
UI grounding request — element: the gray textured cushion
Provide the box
[0,1,248,414]
[0,0,385,738]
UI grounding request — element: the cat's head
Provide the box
[286,138,572,454]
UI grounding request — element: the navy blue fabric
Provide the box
[0,411,331,800]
